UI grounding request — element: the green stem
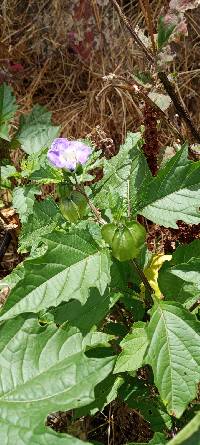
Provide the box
[76,184,106,225]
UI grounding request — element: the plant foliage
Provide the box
[1,85,200,445]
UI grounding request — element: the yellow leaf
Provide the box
[140,253,172,299]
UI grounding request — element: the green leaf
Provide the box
[0,426,93,445]
[150,433,168,445]
[19,198,63,252]
[167,412,200,445]
[12,185,41,223]
[114,322,149,373]
[146,301,200,418]
[148,92,171,111]
[20,148,63,182]
[0,83,17,140]
[93,132,149,213]
[0,262,24,290]
[0,315,114,445]
[1,164,17,180]
[139,146,200,228]
[157,16,176,50]
[29,163,63,182]
[158,240,200,308]
[0,229,111,321]
[50,289,120,335]
[76,374,124,417]
[15,105,59,154]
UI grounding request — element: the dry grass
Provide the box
[0,0,200,147]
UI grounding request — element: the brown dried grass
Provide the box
[0,0,200,146]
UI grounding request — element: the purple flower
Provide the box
[47,138,92,171]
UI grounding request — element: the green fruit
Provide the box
[102,221,146,262]
[57,183,72,199]
[101,223,117,245]
[60,191,87,223]
[125,221,146,250]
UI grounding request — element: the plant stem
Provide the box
[189,298,200,313]
[139,0,156,55]
[76,184,106,225]
[131,258,153,307]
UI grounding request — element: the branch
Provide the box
[110,0,200,144]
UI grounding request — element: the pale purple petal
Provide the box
[47,138,92,171]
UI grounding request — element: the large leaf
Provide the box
[0,83,17,140]
[19,198,63,252]
[15,104,59,154]
[12,185,41,223]
[0,315,114,445]
[146,302,200,418]
[93,132,150,213]
[158,240,200,308]
[0,230,111,321]
[114,322,149,373]
[167,412,200,445]
[139,146,200,228]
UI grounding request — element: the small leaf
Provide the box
[146,301,200,418]
[158,240,200,308]
[157,16,176,50]
[15,104,59,154]
[1,165,17,180]
[114,322,149,373]
[12,185,41,223]
[139,145,200,228]
[0,83,17,140]
[0,230,111,321]
[93,132,147,213]
[148,92,171,111]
